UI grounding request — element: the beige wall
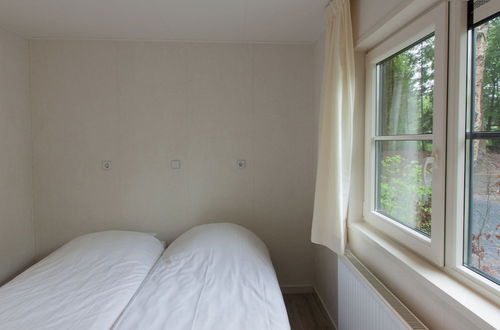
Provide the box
[30,40,316,286]
[351,0,411,42]
[0,28,34,283]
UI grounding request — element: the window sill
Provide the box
[348,221,500,330]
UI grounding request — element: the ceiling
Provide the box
[0,0,328,43]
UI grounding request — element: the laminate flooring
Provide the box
[283,293,336,330]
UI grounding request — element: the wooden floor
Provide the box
[283,293,335,330]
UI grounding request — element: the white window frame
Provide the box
[364,2,448,267]
[445,0,500,302]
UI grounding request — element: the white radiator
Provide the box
[338,251,428,330]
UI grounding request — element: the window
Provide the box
[464,14,500,285]
[364,3,447,266]
[362,0,500,304]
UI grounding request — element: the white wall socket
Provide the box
[236,160,246,168]
[171,160,181,169]
[102,160,112,170]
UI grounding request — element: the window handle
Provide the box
[423,156,435,186]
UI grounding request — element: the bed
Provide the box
[0,231,164,330]
[113,223,290,330]
[0,223,290,330]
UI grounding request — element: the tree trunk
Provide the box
[474,24,489,161]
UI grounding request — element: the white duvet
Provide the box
[113,223,290,330]
[0,231,164,330]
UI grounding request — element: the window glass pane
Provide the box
[465,138,500,283]
[375,140,433,236]
[465,15,500,285]
[377,35,435,136]
[472,16,500,132]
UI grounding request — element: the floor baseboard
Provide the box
[313,287,338,330]
[280,285,314,294]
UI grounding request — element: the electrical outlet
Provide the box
[102,160,112,170]
[236,160,246,169]
[171,160,181,169]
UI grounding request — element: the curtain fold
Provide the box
[311,0,355,255]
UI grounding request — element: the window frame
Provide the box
[364,2,448,267]
[445,0,500,302]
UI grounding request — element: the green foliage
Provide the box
[376,35,435,236]
[379,154,432,235]
[379,35,435,135]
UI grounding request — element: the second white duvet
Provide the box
[113,223,290,330]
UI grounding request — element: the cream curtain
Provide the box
[311,0,355,255]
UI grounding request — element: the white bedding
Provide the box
[0,231,164,330]
[113,223,290,330]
